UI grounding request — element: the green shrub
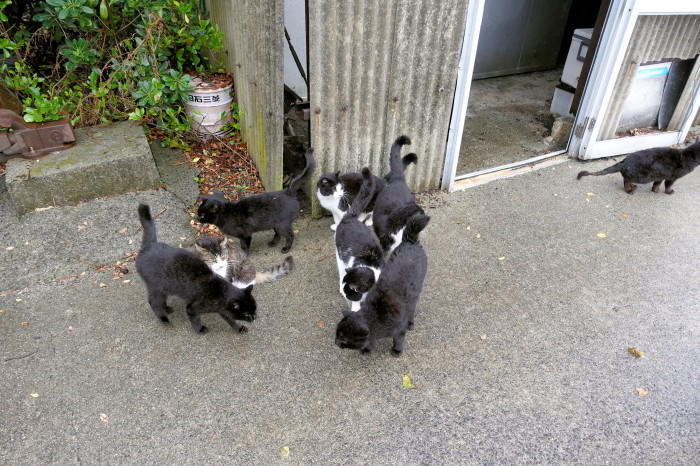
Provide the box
[0,0,224,148]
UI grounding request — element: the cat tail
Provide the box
[255,256,294,284]
[347,167,376,218]
[403,212,430,244]
[577,161,623,180]
[385,135,412,183]
[402,153,418,170]
[286,148,316,196]
[137,204,157,251]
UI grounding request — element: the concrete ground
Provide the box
[458,68,567,175]
[1,156,699,463]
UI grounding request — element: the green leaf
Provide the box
[99,0,108,19]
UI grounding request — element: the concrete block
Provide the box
[6,120,161,215]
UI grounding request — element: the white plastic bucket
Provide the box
[184,74,234,140]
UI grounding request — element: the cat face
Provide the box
[227,285,256,322]
[342,267,376,301]
[335,310,369,350]
[197,197,224,225]
[316,172,341,197]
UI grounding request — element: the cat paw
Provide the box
[281,246,291,253]
[197,325,209,334]
[238,325,248,334]
[330,224,337,231]
[390,348,403,357]
[665,189,675,195]
[360,348,371,354]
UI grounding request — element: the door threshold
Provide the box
[452,151,568,191]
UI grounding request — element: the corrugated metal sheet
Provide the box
[309,0,468,215]
[207,1,284,191]
[599,15,700,140]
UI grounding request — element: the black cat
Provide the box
[135,204,256,334]
[316,154,416,231]
[372,135,424,255]
[335,212,430,356]
[334,167,385,311]
[197,148,315,253]
[577,139,700,194]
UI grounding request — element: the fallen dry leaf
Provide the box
[5,246,14,251]
[280,446,290,457]
[78,225,87,230]
[293,229,299,234]
[498,257,505,261]
[208,225,216,230]
[466,226,471,230]
[100,413,109,423]
[180,236,187,240]
[68,326,73,331]
[622,213,628,218]
[16,298,22,302]
[128,239,133,245]
[636,387,648,397]
[476,233,481,239]
[99,283,107,288]
[402,372,417,389]
[118,227,127,234]
[191,157,200,163]
[24,241,29,246]
[597,233,607,238]
[318,321,324,327]
[21,322,29,326]
[0,309,3,313]
[480,334,487,340]
[586,192,595,196]
[123,280,131,284]
[30,393,39,398]
[628,347,645,358]
[585,198,590,203]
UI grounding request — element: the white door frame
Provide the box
[570,0,700,160]
[443,0,700,191]
[441,0,484,191]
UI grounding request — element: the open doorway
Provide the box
[455,0,603,177]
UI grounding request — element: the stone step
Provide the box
[6,120,161,215]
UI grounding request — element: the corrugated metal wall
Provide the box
[599,15,700,140]
[207,1,284,191]
[309,0,469,215]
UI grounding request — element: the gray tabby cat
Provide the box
[194,236,293,288]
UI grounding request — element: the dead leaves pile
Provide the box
[184,136,264,202]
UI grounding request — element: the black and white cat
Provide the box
[372,135,424,256]
[193,236,293,288]
[334,167,385,312]
[316,153,416,231]
[577,139,700,194]
[197,148,315,253]
[335,212,430,356]
[135,204,256,334]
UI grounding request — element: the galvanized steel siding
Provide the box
[208,1,284,191]
[309,0,468,214]
[599,15,700,140]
